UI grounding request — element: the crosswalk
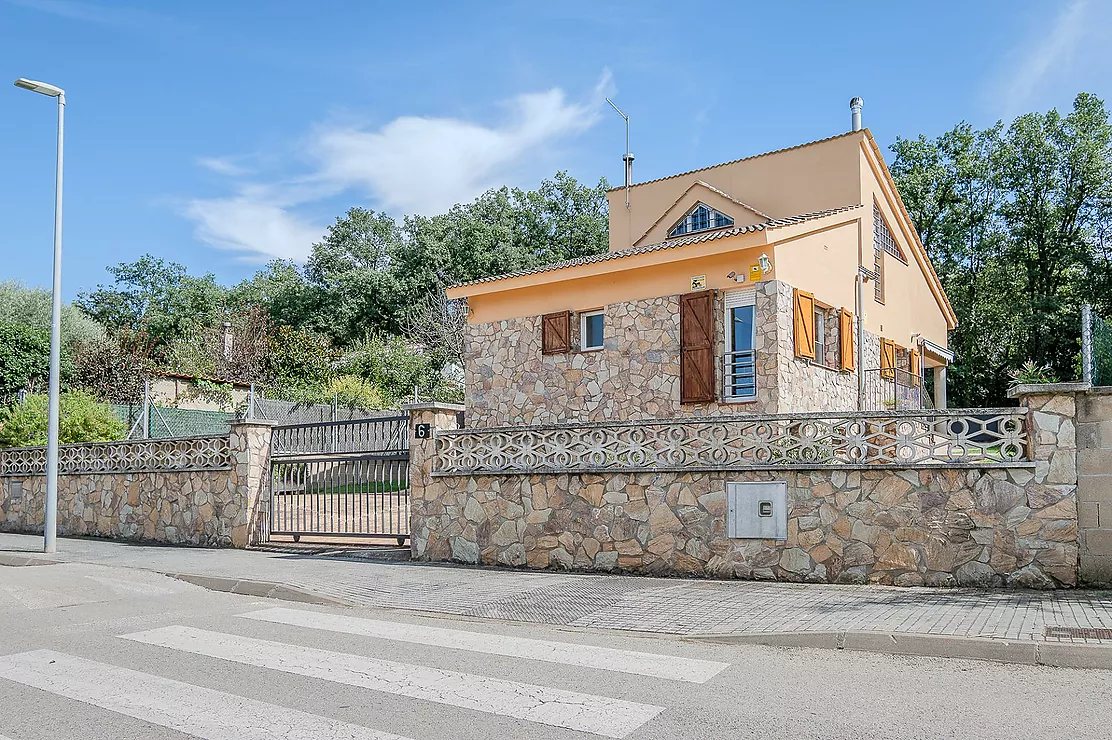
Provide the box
[0,605,731,739]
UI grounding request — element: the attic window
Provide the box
[873,204,906,263]
[669,203,734,238]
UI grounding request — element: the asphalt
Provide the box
[1,558,1111,739]
[3,533,1112,670]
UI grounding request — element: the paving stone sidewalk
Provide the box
[3,533,1111,644]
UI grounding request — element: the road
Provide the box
[0,560,1109,740]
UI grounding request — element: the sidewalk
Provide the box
[3,533,1112,651]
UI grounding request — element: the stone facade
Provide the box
[464,279,878,428]
[412,393,1080,587]
[0,422,272,548]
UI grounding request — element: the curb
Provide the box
[689,630,1112,670]
[0,554,59,567]
[164,573,352,607]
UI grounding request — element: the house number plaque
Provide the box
[414,423,432,439]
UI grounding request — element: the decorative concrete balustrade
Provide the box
[0,435,233,476]
[434,410,1030,475]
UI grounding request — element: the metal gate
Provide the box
[269,415,410,543]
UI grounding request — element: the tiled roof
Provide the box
[450,204,864,290]
[606,129,864,193]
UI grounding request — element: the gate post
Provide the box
[228,420,276,547]
[404,402,463,559]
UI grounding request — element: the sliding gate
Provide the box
[269,415,410,543]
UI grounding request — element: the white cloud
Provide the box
[184,196,323,262]
[995,0,1093,113]
[196,157,251,177]
[182,73,611,261]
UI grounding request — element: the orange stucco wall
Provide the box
[773,220,860,314]
[606,131,866,252]
[464,240,777,325]
[633,183,768,248]
[856,141,950,349]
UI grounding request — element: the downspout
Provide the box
[851,96,866,410]
[856,271,865,411]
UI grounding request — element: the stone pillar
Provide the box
[1009,383,1085,586]
[1078,388,1112,584]
[403,402,464,560]
[933,365,947,409]
[228,420,275,548]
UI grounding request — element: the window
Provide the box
[873,204,906,262]
[669,203,734,238]
[814,307,827,367]
[872,205,906,304]
[580,309,604,351]
[724,289,757,400]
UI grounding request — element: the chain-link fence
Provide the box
[105,387,397,440]
[248,394,397,425]
[1083,304,1112,387]
[1093,312,1112,386]
[109,403,236,439]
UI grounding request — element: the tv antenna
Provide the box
[606,97,633,210]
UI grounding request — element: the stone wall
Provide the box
[771,280,871,413]
[0,422,272,548]
[412,395,1079,588]
[464,280,876,428]
[1076,389,1112,584]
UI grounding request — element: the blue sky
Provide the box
[1,0,1109,299]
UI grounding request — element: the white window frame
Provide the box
[723,288,757,402]
[580,309,605,351]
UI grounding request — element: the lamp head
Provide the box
[14,78,64,97]
[758,253,773,274]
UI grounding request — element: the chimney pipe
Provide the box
[623,151,634,194]
[850,97,863,132]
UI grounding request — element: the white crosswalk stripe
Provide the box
[241,606,729,683]
[0,649,413,740]
[123,625,664,738]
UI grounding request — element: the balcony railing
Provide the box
[723,350,757,401]
[864,367,933,411]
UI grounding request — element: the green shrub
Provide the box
[0,391,127,448]
[1008,361,1058,386]
[0,321,50,398]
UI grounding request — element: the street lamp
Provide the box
[15,77,65,554]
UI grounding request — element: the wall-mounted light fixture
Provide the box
[758,253,773,274]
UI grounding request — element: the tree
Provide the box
[228,259,313,329]
[70,335,150,404]
[305,208,404,342]
[0,391,126,448]
[0,280,106,351]
[76,255,227,355]
[0,321,50,399]
[891,93,1112,406]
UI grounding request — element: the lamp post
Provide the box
[15,77,65,554]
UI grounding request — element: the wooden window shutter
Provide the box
[680,290,715,404]
[909,348,921,386]
[793,289,816,360]
[880,339,897,379]
[541,311,571,354]
[838,309,855,371]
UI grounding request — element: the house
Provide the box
[447,105,956,428]
[148,371,251,413]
